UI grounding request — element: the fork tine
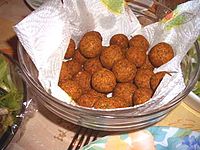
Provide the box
[75,128,88,150]
[67,126,82,150]
[92,130,99,141]
[83,129,99,146]
[67,127,99,150]
[83,129,93,146]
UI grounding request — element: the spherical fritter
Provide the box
[92,68,116,93]
[134,68,154,88]
[149,42,174,67]
[75,93,99,108]
[110,34,129,49]
[150,71,167,91]
[133,88,153,105]
[126,46,146,67]
[140,56,154,70]
[83,31,102,41]
[83,57,103,75]
[94,97,128,109]
[73,49,87,64]
[112,59,137,82]
[79,35,102,58]
[100,45,124,69]
[121,48,128,56]
[73,71,91,94]
[87,89,106,98]
[64,39,75,59]
[129,35,149,51]
[59,79,82,100]
[59,60,81,82]
[113,83,137,106]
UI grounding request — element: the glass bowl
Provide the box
[0,53,27,149]
[17,1,200,131]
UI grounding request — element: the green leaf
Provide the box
[0,54,23,137]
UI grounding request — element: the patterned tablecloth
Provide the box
[0,0,199,150]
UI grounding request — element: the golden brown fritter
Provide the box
[59,62,73,82]
[133,88,153,105]
[93,97,128,109]
[112,59,137,82]
[59,79,82,100]
[110,34,129,49]
[79,35,102,58]
[149,42,174,67]
[129,35,149,51]
[86,89,106,98]
[73,71,91,94]
[113,83,137,106]
[73,49,88,64]
[111,96,130,108]
[150,71,167,91]
[126,47,146,67]
[140,56,154,70]
[121,48,128,56]
[64,39,76,59]
[83,31,102,41]
[91,68,116,93]
[100,45,124,69]
[75,94,100,108]
[134,69,154,88]
[59,60,82,82]
[83,57,103,75]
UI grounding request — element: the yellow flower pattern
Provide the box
[100,0,125,14]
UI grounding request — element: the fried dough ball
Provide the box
[112,59,137,82]
[79,35,102,58]
[94,97,128,109]
[126,47,146,67]
[83,57,103,75]
[113,83,137,106]
[59,80,82,100]
[87,89,106,98]
[59,62,73,82]
[64,39,75,59]
[59,60,81,82]
[75,94,99,108]
[150,71,167,91]
[134,69,154,88]
[149,42,174,67]
[110,34,129,49]
[121,48,128,56]
[76,89,106,108]
[91,68,116,93]
[129,35,149,51]
[100,45,124,69]
[140,56,154,70]
[73,49,87,64]
[133,88,153,105]
[73,71,91,94]
[83,31,102,41]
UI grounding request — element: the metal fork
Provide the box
[67,127,98,150]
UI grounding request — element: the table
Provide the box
[1,0,200,150]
